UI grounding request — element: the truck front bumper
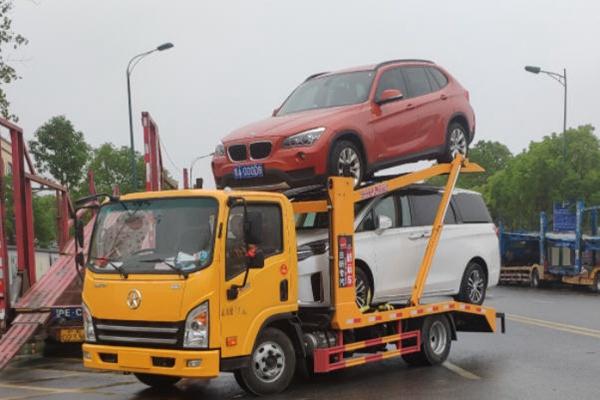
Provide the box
[82,343,220,378]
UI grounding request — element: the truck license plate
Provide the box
[234,164,264,180]
[59,328,85,343]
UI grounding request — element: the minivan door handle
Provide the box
[408,232,425,240]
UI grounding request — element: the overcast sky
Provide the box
[4,0,600,188]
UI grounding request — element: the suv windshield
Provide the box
[277,71,374,116]
[88,197,218,275]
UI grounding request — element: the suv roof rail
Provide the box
[375,59,435,69]
[304,72,329,82]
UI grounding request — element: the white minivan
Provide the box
[295,185,500,308]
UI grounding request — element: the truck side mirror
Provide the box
[75,252,85,268]
[75,219,85,248]
[247,249,265,269]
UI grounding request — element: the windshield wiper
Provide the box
[136,257,190,279]
[89,257,129,279]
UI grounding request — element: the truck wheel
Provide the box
[530,269,540,288]
[455,262,486,305]
[328,140,364,187]
[402,315,452,367]
[238,327,296,395]
[438,122,468,163]
[134,373,180,389]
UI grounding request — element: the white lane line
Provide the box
[507,314,600,339]
[442,361,481,380]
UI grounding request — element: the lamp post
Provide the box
[127,42,174,190]
[524,65,567,157]
[189,152,215,186]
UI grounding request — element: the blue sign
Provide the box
[553,203,576,232]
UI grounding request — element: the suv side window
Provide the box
[375,67,408,101]
[427,67,449,89]
[226,203,283,280]
[409,193,457,226]
[454,193,493,223]
[402,67,433,98]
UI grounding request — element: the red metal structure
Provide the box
[142,111,163,191]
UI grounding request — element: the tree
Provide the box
[457,140,513,190]
[484,125,600,229]
[87,143,145,195]
[32,194,56,248]
[29,116,91,190]
[0,0,28,121]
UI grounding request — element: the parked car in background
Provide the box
[212,59,475,189]
[295,185,500,308]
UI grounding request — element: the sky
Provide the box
[4,0,600,188]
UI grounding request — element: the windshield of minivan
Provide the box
[88,197,218,274]
[277,71,374,116]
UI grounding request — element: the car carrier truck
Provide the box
[78,155,504,395]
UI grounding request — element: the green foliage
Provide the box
[32,194,56,248]
[87,143,145,196]
[29,116,91,190]
[484,125,600,229]
[0,0,28,121]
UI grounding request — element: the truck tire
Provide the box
[134,373,180,389]
[328,140,364,187]
[402,315,452,367]
[237,327,296,395]
[455,261,486,305]
[530,269,540,288]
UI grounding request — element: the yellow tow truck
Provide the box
[78,155,504,395]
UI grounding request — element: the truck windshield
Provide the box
[88,197,218,275]
[277,71,374,116]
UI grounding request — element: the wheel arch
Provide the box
[328,130,370,172]
[260,313,307,359]
[448,113,471,142]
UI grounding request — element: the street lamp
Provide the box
[126,42,174,190]
[189,152,215,186]
[524,65,567,156]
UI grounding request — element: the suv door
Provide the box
[370,67,421,162]
[357,192,423,301]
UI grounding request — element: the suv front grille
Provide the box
[228,144,247,161]
[94,319,182,348]
[250,142,272,159]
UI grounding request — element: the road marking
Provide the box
[0,383,81,393]
[442,361,481,380]
[507,314,600,339]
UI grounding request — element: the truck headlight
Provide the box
[184,301,209,348]
[214,143,225,157]
[297,239,329,261]
[82,303,96,342]
[282,127,325,148]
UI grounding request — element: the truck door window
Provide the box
[226,203,283,280]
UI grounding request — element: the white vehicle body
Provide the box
[296,185,500,307]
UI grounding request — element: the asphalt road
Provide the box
[1,286,599,400]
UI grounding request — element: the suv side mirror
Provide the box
[376,215,393,231]
[376,89,404,105]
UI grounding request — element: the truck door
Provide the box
[219,201,296,359]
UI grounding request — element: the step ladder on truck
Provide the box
[79,155,505,396]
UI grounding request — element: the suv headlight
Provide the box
[184,301,209,348]
[282,127,325,148]
[82,303,96,342]
[297,239,329,261]
[214,143,225,157]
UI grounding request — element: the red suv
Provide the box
[212,59,475,189]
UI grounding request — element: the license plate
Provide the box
[233,164,264,180]
[59,328,85,343]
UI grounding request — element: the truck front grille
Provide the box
[228,144,247,161]
[94,319,183,348]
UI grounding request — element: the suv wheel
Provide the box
[329,140,364,187]
[455,261,487,305]
[439,122,468,163]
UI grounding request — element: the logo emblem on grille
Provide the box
[127,289,142,309]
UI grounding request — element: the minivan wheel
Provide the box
[355,266,372,311]
[455,262,487,305]
[237,328,296,395]
[134,373,180,389]
[439,122,468,163]
[329,140,364,187]
[402,315,452,366]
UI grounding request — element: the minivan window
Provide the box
[454,193,493,223]
[402,67,433,98]
[410,193,457,226]
[375,67,408,100]
[277,71,375,116]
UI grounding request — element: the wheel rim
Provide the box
[355,274,368,309]
[532,272,539,287]
[467,269,484,303]
[429,321,448,356]
[337,147,361,186]
[449,127,467,158]
[252,341,285,383]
